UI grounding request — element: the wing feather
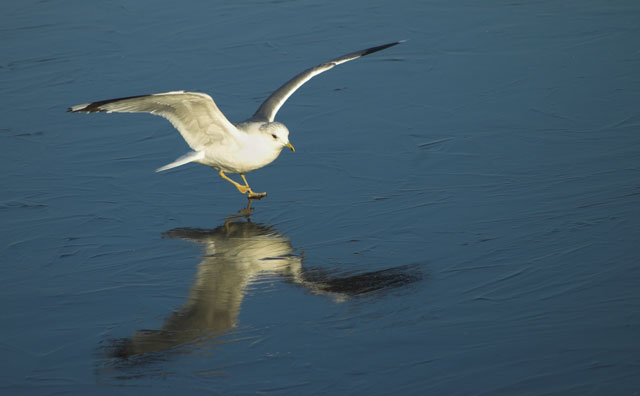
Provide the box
[68,91,238,151]
[251,41,402,122]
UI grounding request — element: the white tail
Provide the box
[156,151,204,172]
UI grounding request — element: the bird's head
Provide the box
[260,122,295,152]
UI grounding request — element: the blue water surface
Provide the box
[2,0,639,394]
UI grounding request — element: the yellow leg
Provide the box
[240,173,250,188]
[241,173,267,199]
[219,170,249,194]
[218,171,267,199]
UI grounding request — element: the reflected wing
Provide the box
[68,91,239,150]
[251,41,402,122]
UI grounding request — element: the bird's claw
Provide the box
[234,184,266,199]
[247,191,267,200]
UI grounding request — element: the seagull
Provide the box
[68,41,402,199]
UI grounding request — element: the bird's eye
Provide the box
[271,134,277,139]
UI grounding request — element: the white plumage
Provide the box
[68,41,402,199]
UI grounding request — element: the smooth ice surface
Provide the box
[2,1,640,394]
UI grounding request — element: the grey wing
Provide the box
[68,91,238,151]
[250,41,402,122]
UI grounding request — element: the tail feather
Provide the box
[156,151,204,172]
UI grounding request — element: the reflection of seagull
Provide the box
[108,210,421,360]
[68,41,402,199]
[111,219,299,358]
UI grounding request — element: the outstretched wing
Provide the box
[68,91,239,151]
[251,41,402,122]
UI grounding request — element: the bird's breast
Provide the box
[201,144,282,174]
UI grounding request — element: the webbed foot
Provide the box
[247,191,267,200]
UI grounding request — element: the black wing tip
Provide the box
[67,103,104,113]
[67,93,156,113]
[360,40,405,57]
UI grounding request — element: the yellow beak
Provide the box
[285,142,295,152]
